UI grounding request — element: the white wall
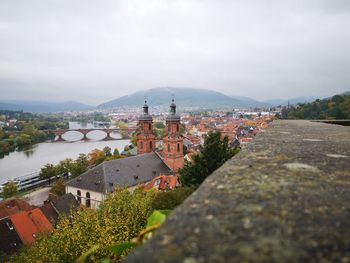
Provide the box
[66,186,105,209]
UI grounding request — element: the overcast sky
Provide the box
[0,0,349,105]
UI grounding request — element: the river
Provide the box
[0,122,130,184]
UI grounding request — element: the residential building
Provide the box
[0,217,23,255]
[10,208,53,246]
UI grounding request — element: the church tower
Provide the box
[137,99,155,155]
[163,98,184,172]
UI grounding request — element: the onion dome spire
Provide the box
[138,96,152,121]
[143,97,149,115]
[166,95,180,121]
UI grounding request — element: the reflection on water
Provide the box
[0,122,130,184]
[23,147,36,158]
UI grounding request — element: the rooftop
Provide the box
[125,120,350,263]
[0,198,33,219]
[10,208,53,246]
[66,152,172,193]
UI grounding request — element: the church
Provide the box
[65,99,184,209]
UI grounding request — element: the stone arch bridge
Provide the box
[45,128,137,142]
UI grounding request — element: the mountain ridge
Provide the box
[98,87,267,109]
[0,100,92,113]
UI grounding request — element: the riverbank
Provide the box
[0,139,130,184]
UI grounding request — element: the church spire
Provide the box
[143,96,149,115]
[137,98,155,154]
[166,95,180,122]
[163,95,184,172]
[170,95,176,115]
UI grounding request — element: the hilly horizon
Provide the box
[0,100,92,113]
[97,87,271,109]
[1,88,347,113]
[98,87,337,109]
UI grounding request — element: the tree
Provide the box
[131,132,137,146]
[50,179,65,197]
[15,134,32,146]
[95,155,106,165]
[115,121,128,129]
[2,181,18,198]
[113,148,120,156]
[179,131,239,187]
[40,164,58,179]
[76,153,89,166]
[70,163,88,178]
[154,122,165,129]
[124,145,130,152]
[88,149,104,166]
[154,128,165,140]
[151,187,195,210]
[103,146,112,157]
[11,188,156,263]
[56,158,74,175]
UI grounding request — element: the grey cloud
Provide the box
[0,0,349,105]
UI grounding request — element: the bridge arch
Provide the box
[49,128,135,142]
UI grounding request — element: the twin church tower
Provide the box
[136,99,184,172]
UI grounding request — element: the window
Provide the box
[168,125,171,132]
[77,190,81,203]
[177,124,179,132]
[86,192,91,208]
[167,144,171,152]
[140,141,143,149]
[177,143,180,152]
[149,123,151,130]
[150,141,153,150]
[6,222,14,230]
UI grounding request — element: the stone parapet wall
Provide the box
[125,120,350,263]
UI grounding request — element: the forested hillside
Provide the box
[285,95,350,120]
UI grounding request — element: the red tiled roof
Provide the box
[0,198,33,219]
[10,208,53,246]
[143,175,178,191]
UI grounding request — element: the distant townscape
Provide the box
[0,89,349,261]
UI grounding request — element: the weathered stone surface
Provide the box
[125,120,350,263]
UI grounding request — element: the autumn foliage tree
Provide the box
[88,149,104,165]
[11,188,157,263]
[2,181,18,198]
[49,178,65,197]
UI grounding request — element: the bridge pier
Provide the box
[55,134,65,142]
[104,132,113,141]
[82,133,89,141]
